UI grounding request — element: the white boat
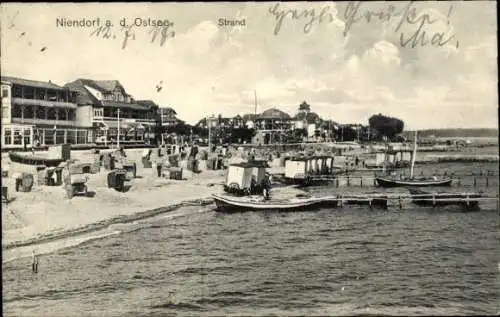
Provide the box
[212,193,339,212]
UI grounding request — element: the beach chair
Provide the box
[1,186,8,203]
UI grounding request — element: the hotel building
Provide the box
[64,79,158,144]
[1,76,91,149]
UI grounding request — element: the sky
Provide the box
[1,2,497,129]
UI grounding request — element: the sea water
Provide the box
[3,162,499,316]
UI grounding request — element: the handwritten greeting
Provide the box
[89,20,176,50]
[268,3,335,35]
[268,1,459,49]
[344,1,459,49]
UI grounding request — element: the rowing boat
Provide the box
[212,193,338,212]
[8,151,64,167]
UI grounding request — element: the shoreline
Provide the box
[2,146,497,255]
[1,148,227,253]
[2,196,215,251]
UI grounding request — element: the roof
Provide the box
[93,80,121,92]
[136,100,160,110]
[64,80,99,105]
[257,108,291,120]
[1,76,69,91]
[157,107,177,115]
[65,79,144,109]
[101,100,149,110]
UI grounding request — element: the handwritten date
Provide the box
[90,22,175,49]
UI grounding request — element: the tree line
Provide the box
[154,102,405,144]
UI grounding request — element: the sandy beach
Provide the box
[1,148,229,250]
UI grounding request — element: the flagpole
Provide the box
[254,90,257,115]
[208,115,211,152]
[117,108,120,148]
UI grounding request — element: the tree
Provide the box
[368,114,404,140]
[333,125,358,142]
[165,121,192,135]
[225,127,256,144]
[298,101,311,113]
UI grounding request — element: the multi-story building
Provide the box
[157,107,178,127]
[1,76,92,149]
[251,108,293,145]
[254,108,293,130]
[64,79,158,144]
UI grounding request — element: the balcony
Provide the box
[12,97,77,109]
[100,116,155,124]
[11,117,76,127]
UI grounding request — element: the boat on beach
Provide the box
[376,132,453,188]
[376,176,452,187]
[212,193,339,212]
[8,151,64,167]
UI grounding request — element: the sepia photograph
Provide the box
[1,1,498,316]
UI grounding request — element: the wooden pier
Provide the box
[332,192,499,211]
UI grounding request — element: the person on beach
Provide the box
[32,250,39,274]
[261,173,272,199]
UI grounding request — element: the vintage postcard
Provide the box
[1,2,498,316]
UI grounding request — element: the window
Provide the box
[35,89,46,100]
[76,130,87,144]
[47,108,57,120]
[24,106,34,119]
[3,128,12,145]
[66,130,75,144]
[2,106,9,119]
[44,129,54,145]
[13,129,22,145]
[12,86,22,98]
[23,87,35,99]
[23,128,31,146]
[11,104,22,118]
[55,130,65,144]
[68,109,76,121]
[58,108,67,120]
[2,88,9,98]
[94,108,103,119]
[34,129,43,145]
[36,107,46,119]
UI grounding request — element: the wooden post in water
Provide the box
[360,177,363,187]
[339,195,343,208]
[336,178,339,188]
[486,177,489,187]
[398,196,402,209]
[473,177,477,187]
[347,176,350,186]
[458,177,461,186]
